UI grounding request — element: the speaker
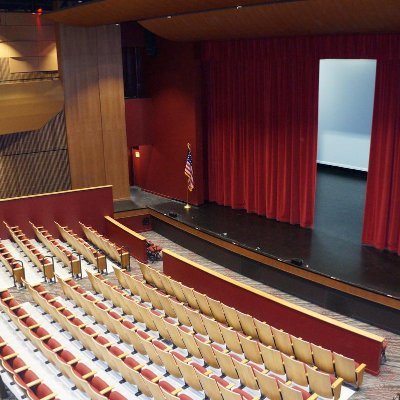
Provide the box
[168,212,178,218]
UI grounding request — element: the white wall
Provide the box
[317,59,377,171]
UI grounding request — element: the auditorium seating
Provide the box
[0,241,25,287]
[122,262,365,391]
[56,222,107,273]
[0,289,135,400]
[30,222,82,278]
[85,270,345,399]
[80,222,130,269]
[4,222,55,282]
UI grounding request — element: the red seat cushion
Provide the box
[109,346,124,357]
[46,339,62,350]
[75,363,92,377]
[122,320,135,329]
[124,357,140,369]
[137,330,150,340]
[153,340,168,350]
[172,351,186,361]
[109,392,128,400]
[35,383,53,398]
[141,368,157,380]
[83,327,97,336]
[90,376,108,392]
[95,336,110,346]
[233,388,254,400]
[159,380,177,393]
[21,370,40,384]
[291,385,313,400]
[59,350,75,363]
[179,395,194,400]
[190,362,207,374]
[97,303,109,310]
[211,375,230,387]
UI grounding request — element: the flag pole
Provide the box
[184,143,192,209]
[184,189,191,209]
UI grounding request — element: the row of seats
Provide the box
[56,222,107,273]
[89,271,341,400]
[80,222,130,269]
[59,276,278,400]
[0,288,129,400]
[0,241,24,286]
[5,222,55,282]
[30,222,82,278]
[0,333,56,400]
[135,262,366,389]
[28,281,206,400]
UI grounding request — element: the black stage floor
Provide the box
[124,166,400,301]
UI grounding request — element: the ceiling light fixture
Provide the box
[236,5,242,9]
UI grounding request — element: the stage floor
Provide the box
[126,173,400,301]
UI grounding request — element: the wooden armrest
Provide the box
[246,336,252,340]
[0,342,6,348]
[171,388,182,395]
[10,305,21,311]
[82,371,96,380]
[241,359,249,364]
[56,306,66,311]
[355,363,366,374]
[66,314,75,320]
[117,353,129,359]
[14,365,29,374]
[151,376,161,383]
[27,378,42,388]
[3,353,18,361]
[308,394,319,400]
[18,314,30,320]
[104,342,112,348]
[67,358,80,365]
[52,345,65,353]
[203,370,212,376]
[40,393,57,400]
[28,324,41,330]
[99,386,113,395]
[40,335,52,341]
[331,377,343,389]
[2,296,14,302]
[47,298,57,303]
[76,323,86,329]
[134,364,144,371]
[226,384,235,390]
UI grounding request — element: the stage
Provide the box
[119,168,400,333]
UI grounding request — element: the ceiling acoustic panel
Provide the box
[46,0,274,26]
[45,0,400,41]
[140,0,400,41]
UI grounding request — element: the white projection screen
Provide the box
[317,59,377,171]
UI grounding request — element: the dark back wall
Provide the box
[0,111,71,199]
[133,39,204,205]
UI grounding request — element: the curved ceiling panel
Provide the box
[139,0,400,41]
[45,0,276,26]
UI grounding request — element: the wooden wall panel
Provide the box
[58,24,130,201]
[96,25,130,200]
[58,24,106,191]
[0,111,71,199]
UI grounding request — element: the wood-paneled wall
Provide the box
[0,111,71,199]
[57,24,130,201]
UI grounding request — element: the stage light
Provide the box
[37,8,43,15]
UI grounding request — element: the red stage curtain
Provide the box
[204,34,400,237]
[362,60,400,254]
[204,42,319,227]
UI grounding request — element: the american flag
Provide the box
[185,146,194,192]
